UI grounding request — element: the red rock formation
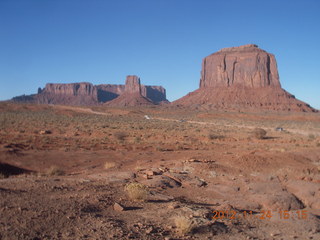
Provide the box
[174,44,317,112]
[105,75,154,107]
[96,83,167,104]
[200,44,280,89]
[125,75,141,93]
[96,84,126,102]
[12,79,167,105]
[36,82,98,105]
[141,85,167,104]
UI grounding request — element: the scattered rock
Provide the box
[39,130,52,135]
[168,203,180,209]
[113,202,125,211]
[146,170,155,176]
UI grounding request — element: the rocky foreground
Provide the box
[0,103,319,239]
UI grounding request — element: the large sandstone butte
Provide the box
[105,75,156,107]
[174,44,317,112]
[12,77,167,106]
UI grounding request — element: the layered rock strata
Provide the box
[105,75,155,107]
[12,77,167,106]
[174,44,316,112]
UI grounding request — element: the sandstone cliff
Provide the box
[105,75,155,107]
[96,84,126,102]
[174,44,317,112]
[36,82,98,105]
[96,83,166,104]
[200,44,280,89]
[12,78,167,106]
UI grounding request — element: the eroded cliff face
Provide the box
[104,75,155,107]
[96,84,126,102]
[200,44,281,89]
[141,86,166,104]
[12,78,167,106]
[35,82,98,105]
[43,83,97,96]
[125,75,141,94]
[174,44,317,112]
[96,76,167,104]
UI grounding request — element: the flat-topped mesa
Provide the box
[125,75,141,94]
[35,82,98,105]
[200,44,281,89]
[43,82,96,96]
[218,44,260,52]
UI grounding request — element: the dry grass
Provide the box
[174,216,194,235]
[114,131,128,141]
[252,128,267,139]
[46,166,65,176]
[104,161,116,169]
[125,182,149,201]
[208,133,224,140]
[0,173,7,179]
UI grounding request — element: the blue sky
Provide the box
[0,0,319,109]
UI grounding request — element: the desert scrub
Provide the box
[134,136,142,143]
[252,128,267,139]
[0,173,7,179]
[174,216,194,235]
[45,166,65,176]
[208,133,224,140]
[308,134,316,140]
[114,131,128,141]
[104,161,116,169]
[125,182,149,201]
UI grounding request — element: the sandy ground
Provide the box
[0,102,320,240]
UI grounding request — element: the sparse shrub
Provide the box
[308,134,316,140]
[252,128,267,139]
[0,173,7,179]
[125,182,149,201]
[46,166,65,176]
[208,133,224,140]
[134,136,142,143]
[104,161,116,169]
[174,216,194,235]
[114,131,127,141]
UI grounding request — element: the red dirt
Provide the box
[0,102,320,239]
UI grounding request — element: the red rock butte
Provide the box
[105,75,156,107]
[174,44,317,112]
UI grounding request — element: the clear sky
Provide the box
[0,0,319,109]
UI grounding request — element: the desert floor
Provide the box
[0,102,320,240]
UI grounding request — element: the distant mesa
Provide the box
[174,44,317,112]
[12,76,168,106]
